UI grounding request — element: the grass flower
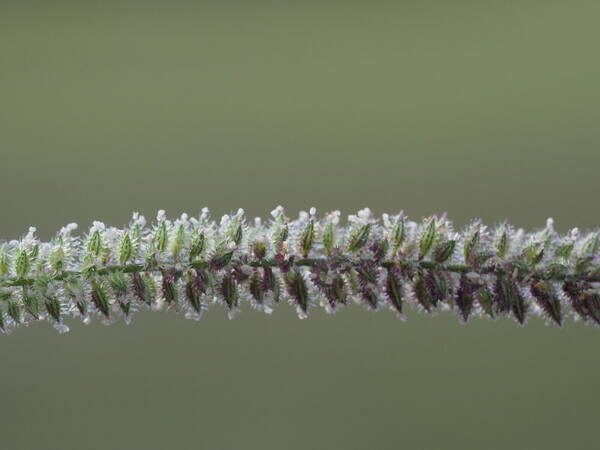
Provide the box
[0,209,598,334]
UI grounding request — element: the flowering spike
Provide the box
[0,209,598,333]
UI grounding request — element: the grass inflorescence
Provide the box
[0,207,599,333]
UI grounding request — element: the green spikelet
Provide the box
[425,270,448,306]
[555,242,574,259]
[221,274,238,309]
[131,272,158,305]
[433,240,456,263]
[322,222,335,254]
[495,229,510,258]
[161,270,179,304]
[0,246,10,277]
[45,298,62,323]
[477,287,495,318]
[391,217,405,252]
[131,272,148,304]
[347,224,370,253]
[512,287,527,325]
[414,275,433,312]
[91,280,110,318]
[15,249,30,279]
[530,280,562,326]
[76,299,88,317]
[49,247,65,272]
[189,232,206,261]
[87,230,103,258]
[155,222,168,254]
[144,273,158,304]
[252,241,266,260]
[464,227,480,264]
[494,276,512,313]
[108,271,128,298]
[300,220,315,258]
[285,270,308,314]
[419,219,437,259]
[455,274,476,323]
[185,274,202,313]
[118,300,131,318]
[7,300,21,324]
[522,242,544,267]
[385,268,403,314]
[580,233,599,258]
[233,224,243,246]
[210,251,234,270]
[29,244,39,261]
[172,224,185,260]
[495,275,527,324]
[119,233,133,265]
[129,223,142,256]
[273,221,288,251]
[249,271,264,304]
[361,289,378,309]
[23,291,40,319]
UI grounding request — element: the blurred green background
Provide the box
[1,1,599,449]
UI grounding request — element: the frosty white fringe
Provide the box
[0,207,599,333]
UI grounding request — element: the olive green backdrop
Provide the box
[1,2,598,449]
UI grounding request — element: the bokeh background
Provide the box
[1,1,599,449]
